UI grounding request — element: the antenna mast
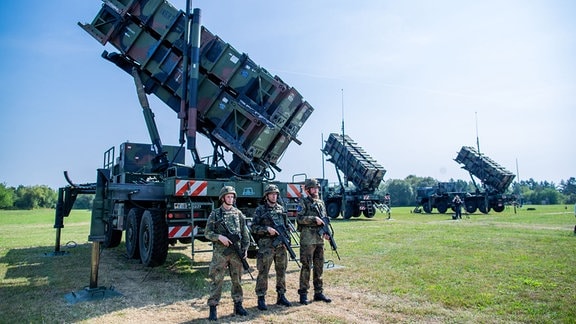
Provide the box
[475,111,480,154]
[341,89,346,184]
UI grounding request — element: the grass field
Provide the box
[1,205,575,323]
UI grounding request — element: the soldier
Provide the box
[251,184,293,311]
[205,186,250,321]
[297,178,332,305]
[453,195,463,219]
[383,193,391,219]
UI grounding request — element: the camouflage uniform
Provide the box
[297,191,327,297]
[251,199,289,297]
[205,201,250,307]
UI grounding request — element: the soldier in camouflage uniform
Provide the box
[205,186,250,321]
[297,178,332,305]
[251,184,293,311]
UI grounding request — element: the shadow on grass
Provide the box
[0,243,212,323]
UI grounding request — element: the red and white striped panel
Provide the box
[286,183,303,198]
[169,225,195,238]
[175,180,208,196]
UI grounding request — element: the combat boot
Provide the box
[257,296,268,310]
[277,294,292,307]
[313,292,332,303]
[208,305,217,321]
[299,293,309,305]
[234,301,248,316]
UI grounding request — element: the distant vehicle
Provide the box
[415,146,516,214]
[321,133,387,219]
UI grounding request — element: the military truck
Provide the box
[454,146,516,213]
[415,181,468,214]
[321,133,387,219]
[415,146,515,214]
[54,0,313,271]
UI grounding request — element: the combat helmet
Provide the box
[263,184,280,197]
[219,186,236,200]
[304,178,320,189]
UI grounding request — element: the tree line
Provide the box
[0,184,92,210]
[1,176,575,210]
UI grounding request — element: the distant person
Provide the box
[452,195,463,219]
[205,186,250,321]
[383,193,391,219]
[573,203,576,234]
[297,178,332,305]
[251,184,293,311]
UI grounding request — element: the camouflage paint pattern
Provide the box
[205,205,250,306]
[251,202,290,296]
[297,196,327,295]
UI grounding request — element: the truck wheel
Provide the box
[139,209,168,267]
[465,201,477,214]
[362,209,376,218]
[326,201,341,219]
[436,202,448,214]
[479,202,490,214]
[423,204,432,214]
[343,204,354,219]
[126,208,143,259]
[104,221,122,248]
[492,204,505,212]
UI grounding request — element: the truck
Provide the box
[53,0,314,280]
[321,133,387,219]
[415,146,516,214]
[415,181,469,214]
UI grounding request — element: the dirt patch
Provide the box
[66,242,476,324]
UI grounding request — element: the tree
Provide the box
[0,183,14,209]
[382,179,414,207]
[73,194,94,210]
[559,177,576,195]
[13,185,57,209]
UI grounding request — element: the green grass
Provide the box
[1,205,575,323]
[330,205,576,322]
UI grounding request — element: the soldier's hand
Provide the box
[218,234,231,246]
[322,233,330,241]
[315,217,325,226]
[267,226,279,236]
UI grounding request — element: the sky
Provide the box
[0,0,574,190]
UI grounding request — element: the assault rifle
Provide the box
[217,220,254,280]
[265,212,301,268]
[313,203,341,260]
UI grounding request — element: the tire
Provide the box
[423,203,432,214]
[126,208,143,259]
[363,208,376,218]
[104,221,122,248]
[436,201,448,214]
[326,201,341,219]
[343,203,354,219]
[492,204,505,213]
[139,209,168,267]
[479,202,490,214]
[465,201,477,214]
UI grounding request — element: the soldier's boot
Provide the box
[299,293,309,305]
[208,305,217,321]
[277,294,292,307]
[314,293,332,303]
[257,296,268,311]
[234,301,248,316]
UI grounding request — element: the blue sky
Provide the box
[0,0,574,189]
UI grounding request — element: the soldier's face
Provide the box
[223,193,235,206]
[267,192,278,204]
[307,187,319,198]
